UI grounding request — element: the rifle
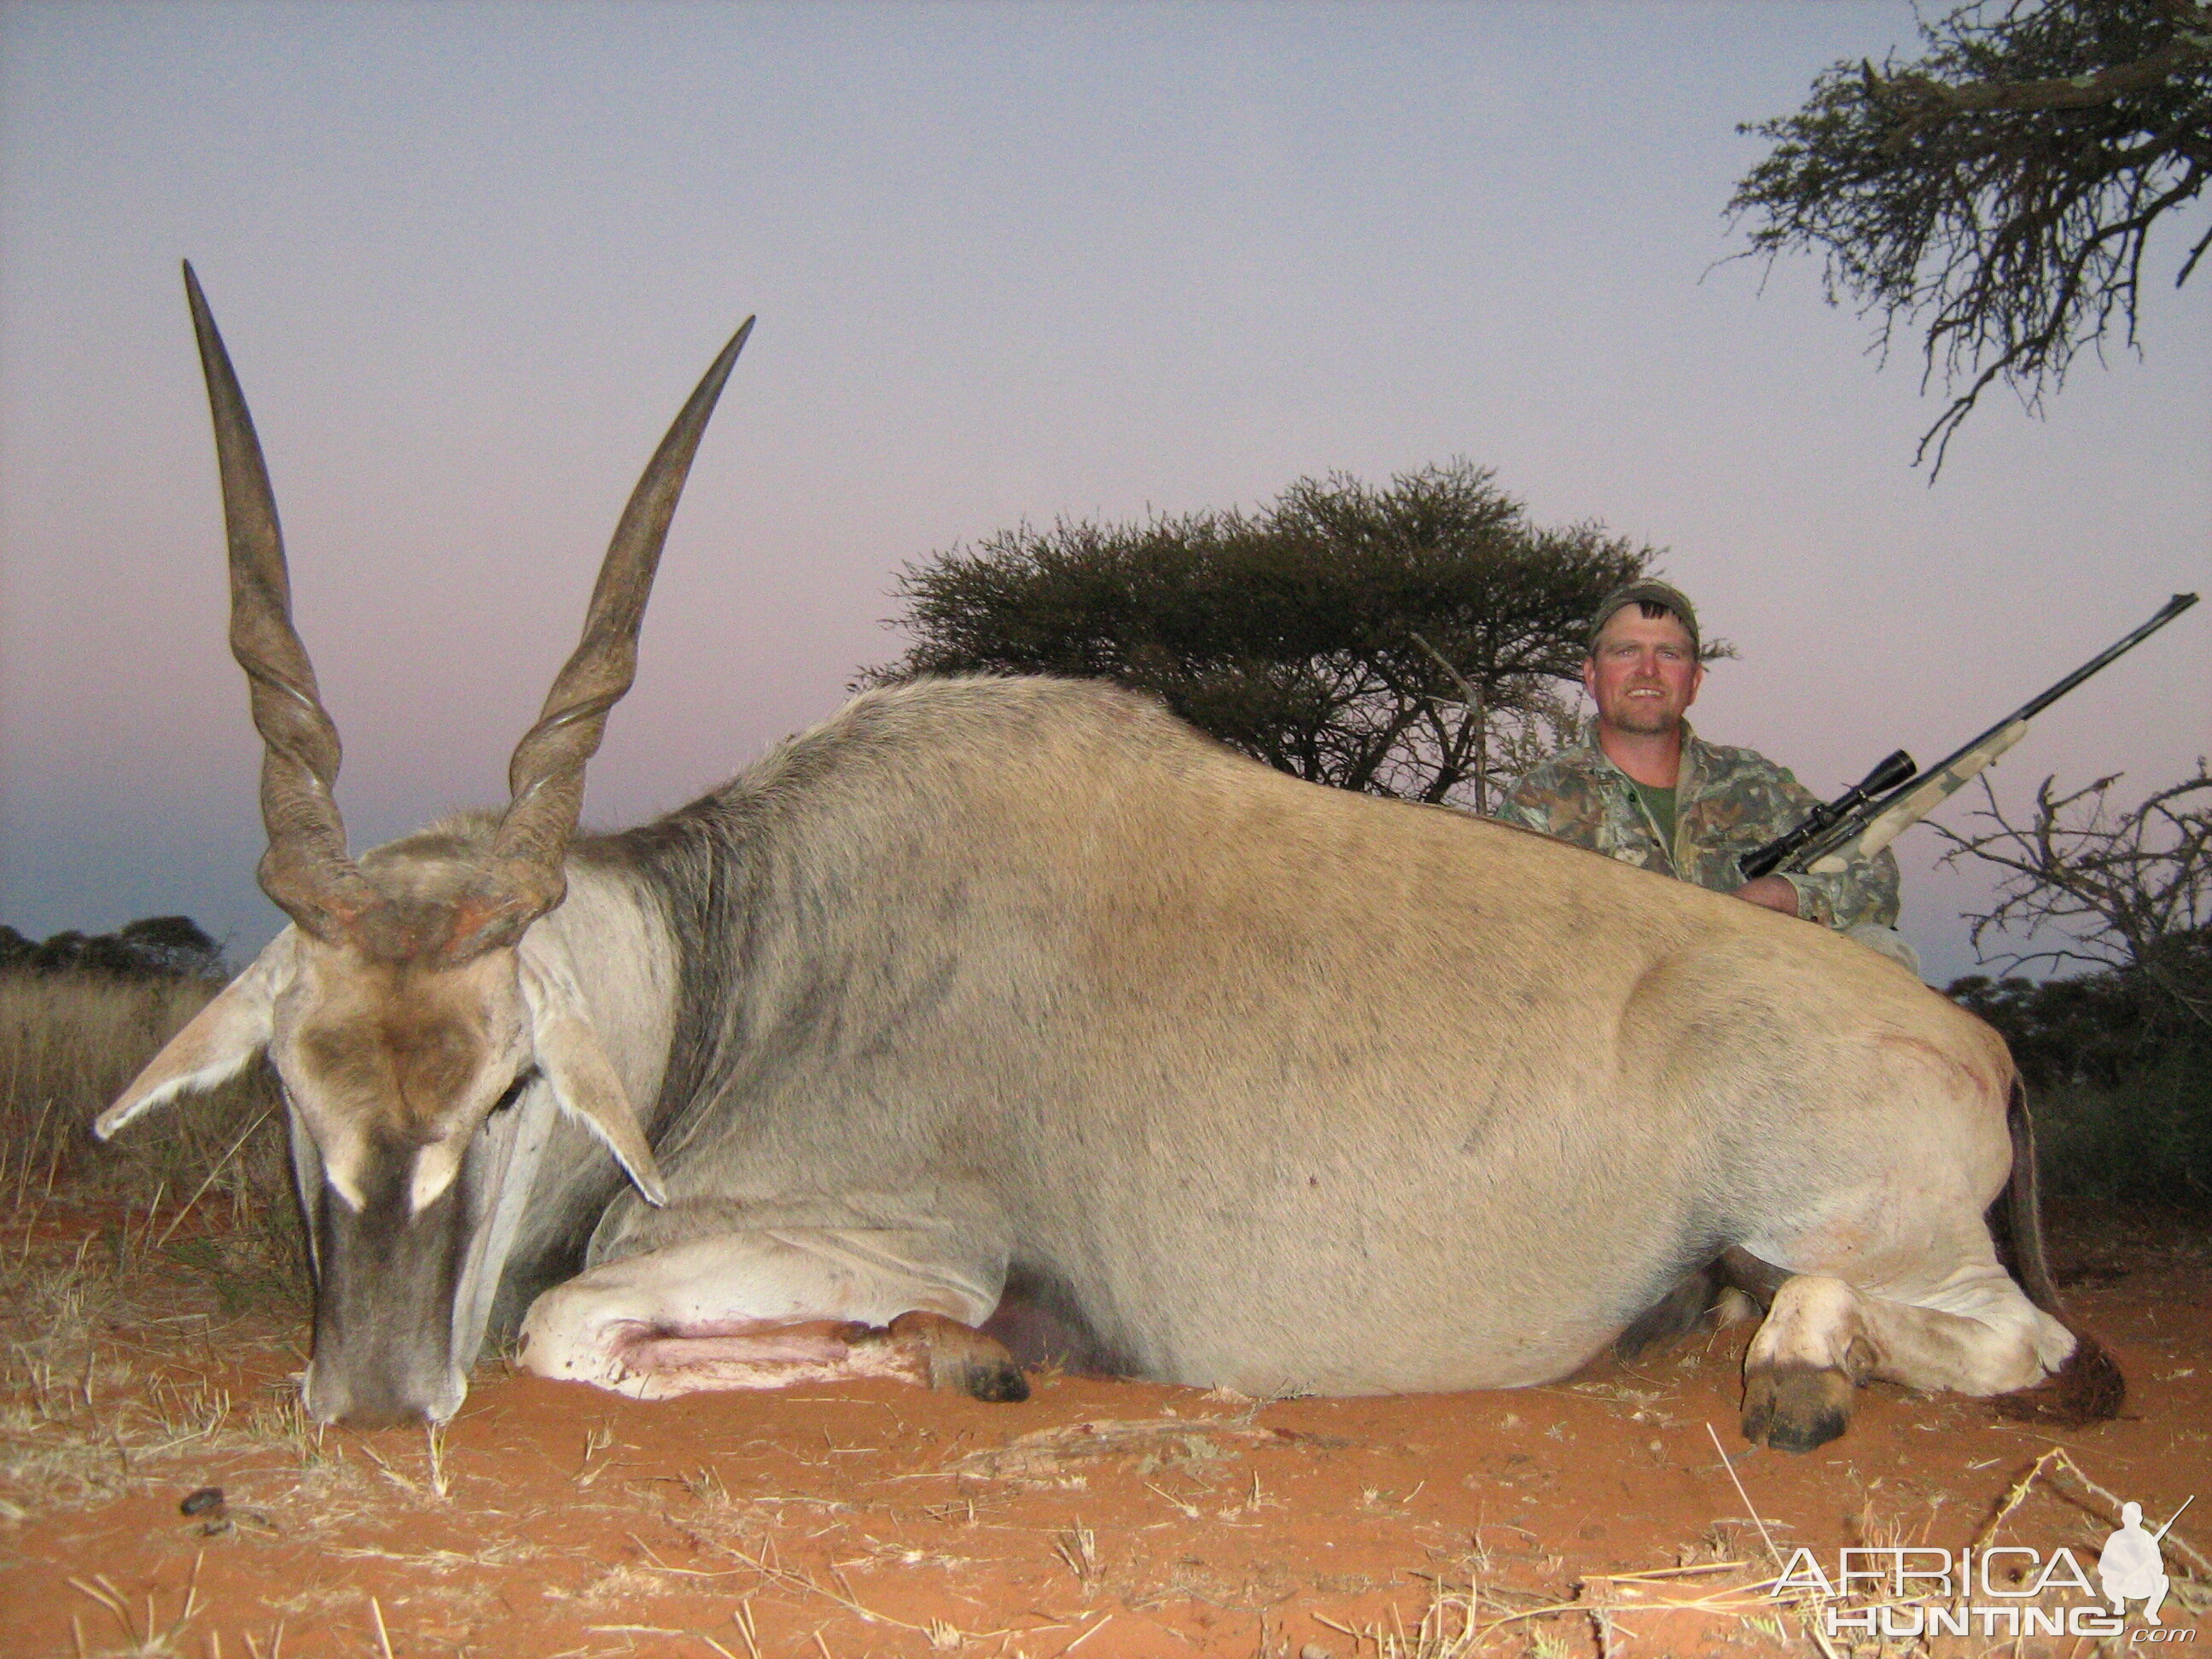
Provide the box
[1738,749,1918,880]
[2154,1493,2195,1545]
[1738,593,2199,882]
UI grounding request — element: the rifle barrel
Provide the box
[1875,592,2194,808]
[2001,592,2198,729]
[2152,1493,2194,1543]
[1788,592,2197,876]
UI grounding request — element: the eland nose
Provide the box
[305,1358,468,1428]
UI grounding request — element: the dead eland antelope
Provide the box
[99,265,2122,1450]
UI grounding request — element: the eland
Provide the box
[100,266,2122,1449]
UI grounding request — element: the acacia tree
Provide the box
[864,461,1655,811]
[1732,0,2212,470]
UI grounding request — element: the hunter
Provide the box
[1493,579,1918,974]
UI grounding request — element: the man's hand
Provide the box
[1733,875,1802,917]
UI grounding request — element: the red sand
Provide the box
[3,1200,2204,1657]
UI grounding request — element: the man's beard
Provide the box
[1609,701,1682,736]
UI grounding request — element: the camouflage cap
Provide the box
[1588,579,1699,655]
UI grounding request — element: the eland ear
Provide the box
[516,948,667,1206]
[96,934,294,1138]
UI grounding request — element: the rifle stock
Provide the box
[1738,749,1915,880]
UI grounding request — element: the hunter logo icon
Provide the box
[2101,1498,2189,1627]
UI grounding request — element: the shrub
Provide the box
[1950,959,2211,1210]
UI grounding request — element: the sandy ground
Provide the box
[2,1200,2205,1659]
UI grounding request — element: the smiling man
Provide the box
[1492,580,1916,972]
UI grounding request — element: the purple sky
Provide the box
[3,1,2207,985]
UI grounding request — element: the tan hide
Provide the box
[518,946,667,1206]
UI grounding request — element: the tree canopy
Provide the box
[0,916,227,980]
[864,461,1656,811]
[1731,0,2211,470]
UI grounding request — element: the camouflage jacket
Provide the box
[1491,723,1900,930]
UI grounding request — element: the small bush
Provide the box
[1952,955,2211,1212]
[2029,1050,2212,1210]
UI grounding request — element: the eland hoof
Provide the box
[845,1312,1031,1403]
[1742,1363,1854,1452]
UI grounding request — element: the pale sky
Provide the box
[3,1,2207,985]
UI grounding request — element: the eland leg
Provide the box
[1732,1254,2075,1451]
[516,1227,1027,1403]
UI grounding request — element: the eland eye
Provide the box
[490,1071,533,1115]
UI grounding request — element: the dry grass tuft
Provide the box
[0,1226,329,1516]
[68,1557,208,1658]
[1051,1517,1102,1586]
[1,971,300,1303]
[1,972,293,1229]
[1,969,317,1520]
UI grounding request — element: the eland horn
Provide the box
[184,261,387,946]
[441,315,757,961]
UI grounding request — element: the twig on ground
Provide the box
[151,1106,275,1251]
[1982,1446,2211,1580]
[1702,1421,1780,1563]
[730,1600,763,1659]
